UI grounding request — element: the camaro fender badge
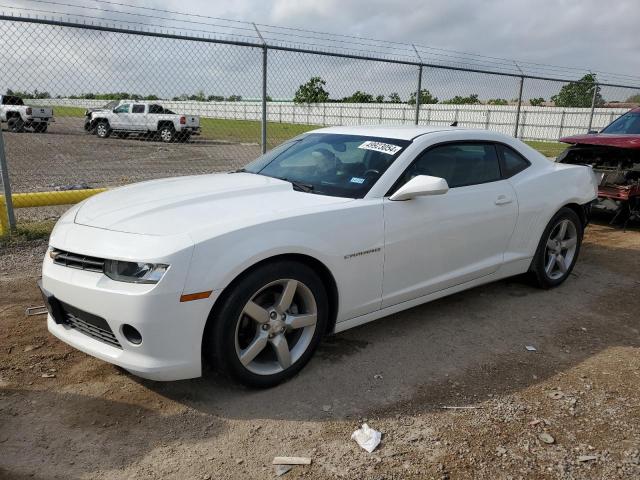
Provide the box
[344,247,381,260]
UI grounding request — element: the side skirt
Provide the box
[333,257,531,334]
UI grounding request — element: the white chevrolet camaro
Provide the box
[40,126,598,387]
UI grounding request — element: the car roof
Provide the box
[310,124,515,141]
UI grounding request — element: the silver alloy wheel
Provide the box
[160,128,173,142]
[235,279,318,376]
[96,123,107,137]
[544,218,578,280]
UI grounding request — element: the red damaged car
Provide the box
[558,107,640,226]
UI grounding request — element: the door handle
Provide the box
[495,195,513,205]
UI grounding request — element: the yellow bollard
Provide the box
[0,196,8,237]
[0,188,108,237]
[11,188,108,208]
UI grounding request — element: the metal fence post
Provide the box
[587,82,598,133]
[514,76,524,138]
[414,65,422,125]
[253,23,267,153]
[261,46,267,153]
[0,128,16,234]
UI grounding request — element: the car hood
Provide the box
[559,134,640,149]
[74,173,353,236]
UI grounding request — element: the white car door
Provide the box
[381,142,518,308]
[111,103,131,129]
[129,104,147,131]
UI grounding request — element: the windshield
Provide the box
[102,100,119,109]
[601,112,640,134]
[2,96,23,105]
[243,133,411,198]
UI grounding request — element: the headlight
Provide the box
[104,260,169,284]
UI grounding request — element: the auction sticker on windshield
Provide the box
[358,141,403,155]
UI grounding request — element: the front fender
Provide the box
[183,203,385,322]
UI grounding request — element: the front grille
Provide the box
[60,301,121,349]
[51,249,105,273]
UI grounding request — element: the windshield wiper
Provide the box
[229,168,248,173]
[283,178,314,193]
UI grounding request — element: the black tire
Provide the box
[8,116,24,133]
[33,123,48,133]
[205,260,328,388]
[158,124,175,143]
[95,121,111,138]
[529,207,583,289]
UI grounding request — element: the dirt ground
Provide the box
[1,120,259,224]
[1,221,639,480]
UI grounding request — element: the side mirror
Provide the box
[389,175,449,201]
[113,109,119,113]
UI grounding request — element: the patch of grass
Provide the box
[0,220,55,248]
[51,106,86,118]
[524,140,567,158]
[200,118,316,145]
[48,105,569,157]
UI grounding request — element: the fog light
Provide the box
[122,324,142,345]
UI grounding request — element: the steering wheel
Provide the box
[363,169,380,177]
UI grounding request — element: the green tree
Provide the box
[625,94,640,103]
[551,74,603,107]
[6,88,50,99]
[442,94,480,105]
[529,97,545,106]
[226,95,243,102]
[487,98,508,105]
[408,89,438,105]
[293,77,329,104]
[388,92,402,103]
[375,94,385,103]
[192,90,207,101]
[343,91,375,103]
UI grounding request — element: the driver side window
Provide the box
[397,142,501,190]
[114,104,130,114]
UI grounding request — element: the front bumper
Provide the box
[42,224,216,381]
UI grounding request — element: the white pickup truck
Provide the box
[0,95,54,133]
[86,101,200,142]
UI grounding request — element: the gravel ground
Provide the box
[1,222,639,479]
[1,120,260,223]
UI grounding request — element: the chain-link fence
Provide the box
[1,14,640,234]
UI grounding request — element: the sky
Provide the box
[153,0,640,79]
[1,0,639,101]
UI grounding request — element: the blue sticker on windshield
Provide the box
[350,177,365,184]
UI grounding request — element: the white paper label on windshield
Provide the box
[358,141,402,155]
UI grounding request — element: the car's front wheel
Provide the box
[95,121,111,138]
[205,261,328,388]
[530,207,583,288]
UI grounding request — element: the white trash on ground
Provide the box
[351,423,382,453]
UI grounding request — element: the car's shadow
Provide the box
[138,225,640,421]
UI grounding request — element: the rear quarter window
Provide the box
[498,145,531,178]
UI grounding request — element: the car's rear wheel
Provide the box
[96,121,111,138]
[159,124,175,143]
[8,116,24,133]
[205,261,328,388]
[529,207,583,288]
